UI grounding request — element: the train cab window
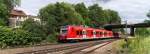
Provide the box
[61,29,67,34]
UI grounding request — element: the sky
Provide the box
[16,0,150,24]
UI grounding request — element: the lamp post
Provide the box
[125,20,128,37]
[121,20,128,38]
[122,20,128,41]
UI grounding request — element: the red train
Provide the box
[58,25,118,42]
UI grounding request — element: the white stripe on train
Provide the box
[66,36,113,40]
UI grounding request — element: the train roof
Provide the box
[69,25,93,30]
[63,25,112,32]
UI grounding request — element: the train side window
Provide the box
[80,31,83,35]
[96,32,99,35]
[77,31,83,35]
[104,32,107,35]
[91,31,93,35]
[100,32,102,35]
[76,31,80,35]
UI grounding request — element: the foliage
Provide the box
[120,36,150,54]
[39,2,84,33]
[103,9,121,24]
[21,18,46,39]
[0,0,20,26]
[147,11,150,18]
[88,4,121,27]
[130,36,150,54]
[88,4,104,27]
[3,0,21,10]
[144,20,150,23]
[135,28,150,36]
[74,3,92,26]
[46,33,58,43]
[0,0,9,26]
[135,20,150,36]
[0,26,42,48]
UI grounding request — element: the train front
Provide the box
[58,26,68,42]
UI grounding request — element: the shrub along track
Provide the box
[17,39,117,54]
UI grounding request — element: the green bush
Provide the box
[135,28,150,36]
[0,26,43,48]
[46,33,58,43]
[123,36,150,54]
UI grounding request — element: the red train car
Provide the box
[58,25,115,41]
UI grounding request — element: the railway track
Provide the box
[17,39,117,54]
[65,40,114,54]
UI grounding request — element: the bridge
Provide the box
[104,23,150,36]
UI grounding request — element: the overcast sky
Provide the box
[16,0,150,24]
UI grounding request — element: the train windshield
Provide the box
[60,26,68,34]
[61,29,67,34]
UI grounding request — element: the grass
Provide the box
[128,36,150,54]
[110,39,126,54]
[119,35,150,54]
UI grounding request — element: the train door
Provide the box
[104,31,107,38]
[110,32,113,37]
[99,31,103,38]
[90,30,93,38]
[109,31,113,37]
[96,31,99,38]
[86,29,93,38]
[108,32,110,37]
[103,31,105,38]
[86,30,90,38]
[82,29,86,39]
[93,30,96,38]
[76,30,82,39]
[97,30,102,38]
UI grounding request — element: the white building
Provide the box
[9,9,40,28]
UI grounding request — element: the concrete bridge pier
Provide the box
[130,27,135,36]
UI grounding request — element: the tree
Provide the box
[103,9,121,24]
[0,0,9,26]
[88,4,104,27]
[0,0,21,26]
[39,2,84,34]
[74,3,92,26]
[146,11,150,23]
[39,4,58,34]
[147,11,150,18]
[4,0,21,10]
[54,2,84,25]
[21,18,46,38]
[144,20,150,23]
[135,28,150,36]
[74,3,88,18]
